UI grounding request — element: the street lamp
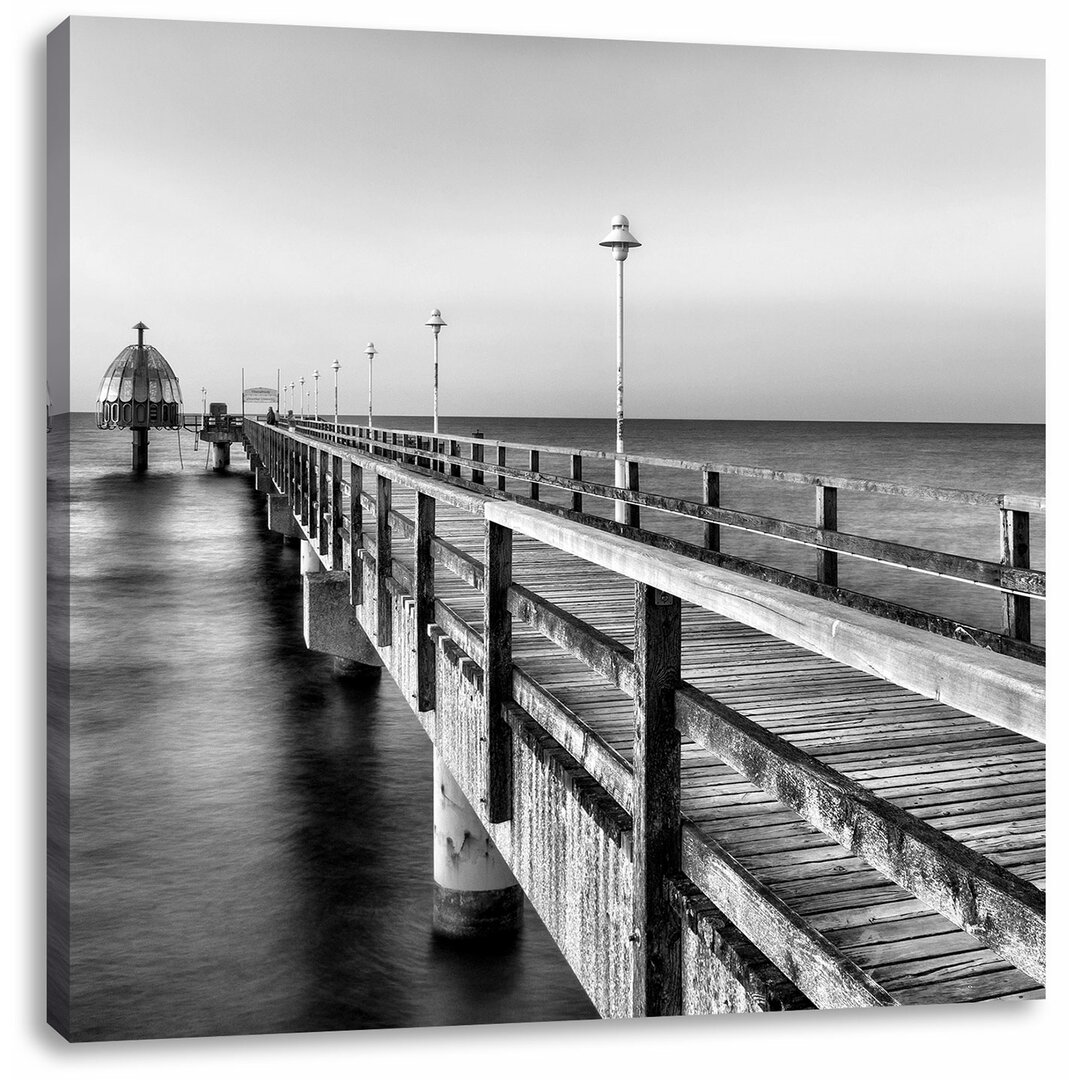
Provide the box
[425,309,446,437]
[332,358,341,439]
[598,214,641,524]
[299,375,305,420]
[290,381,295,417]
[201,385,207,419]
[365,342,376,432]
[313,369,319,421]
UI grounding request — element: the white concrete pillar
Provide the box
[212,442,230,470]
[300,538,323,575]
[432,749,522,939]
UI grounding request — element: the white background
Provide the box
[8,2,1077,1078]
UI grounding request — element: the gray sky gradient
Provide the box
[66,17,1044,421]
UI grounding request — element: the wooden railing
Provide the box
[244,419,1045,1015]
[290,419,1045,664]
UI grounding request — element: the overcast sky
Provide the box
[63,16,1044,422]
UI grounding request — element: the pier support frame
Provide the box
[302,552,382,674]
[432,749,522,940]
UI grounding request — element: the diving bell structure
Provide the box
[96,322,184,471]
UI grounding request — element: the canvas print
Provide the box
[46,17,1045,1042]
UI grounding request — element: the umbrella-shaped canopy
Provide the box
[97,322,184,430]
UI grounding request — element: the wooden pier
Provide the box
[241,418,1045,1016]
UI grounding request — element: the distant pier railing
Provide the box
[290,419,1045,664]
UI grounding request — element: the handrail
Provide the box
[289,420,1045,657]
[294,419,1045,513]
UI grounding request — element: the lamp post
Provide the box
[201,385,207,420]
[365,342,376,432]
[598,214,641,524]
[299,375,306,420]
[313,369,320,421]
[425,309,446,437]
[290,381,295,417]
[332,358,341,440]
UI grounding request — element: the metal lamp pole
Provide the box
[299,375,305,420]
[332,358,340,441]
[201,385,207,421]
[425,308,446,436]
[598,214,641,524]
[366,342,377,433]
[313,369,319,421]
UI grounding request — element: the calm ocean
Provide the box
[49,414,1044,1040]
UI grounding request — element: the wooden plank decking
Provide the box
[380,486,1045,1006]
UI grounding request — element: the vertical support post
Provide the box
[529,449,540,501]
[375,474,393,646]
[308,444,318,539]
[816,485,838,588]
[318,449,329,556]
[497,445,506,491]
[632,582,683,1018]
[626,460,640,529]
[413,492,436,712]
[299,443,309,526]
[472,440,485,485]
[484,521,513,823]
[571,454,583,513]
[1001,508,1031,641]
[331,453,343,571]
[450,439,461,479]
[349,461,364,605]
[703,470,721,552]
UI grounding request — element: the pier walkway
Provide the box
[241,418,1045,1016]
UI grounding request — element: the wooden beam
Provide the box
[1001,509,1031,642]
[318,448,329,556]
[703,470,720,552]
[626,460,640,529]
[414,492,436,712]
[632,584,683,1017]
[331,454,343,570]
[529,449,540,501]
[375,474,393,646]
[472,439,485,485]
[484,521,514,822]
[571,454,583,513]
[816,484,838,587]
[349,462,363,605]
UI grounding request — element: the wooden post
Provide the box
[484,521,513,823]
[1001,508,1031,642]
[349,461,364,605]
[571,454,583,513]
[331,454,343,571]
[414,492,436,712]
[627,460,640,529]
[529,449,540,501]
[472,440,485,485]
[308,445,318,540]
[816,485,838,588]
[497,445,506,492]
[632,582,683,1017]
[318,449,329,556]
[375,474,393,646]
[299,444,309,526]
[703,470,721,552]
[450,439,461,479]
